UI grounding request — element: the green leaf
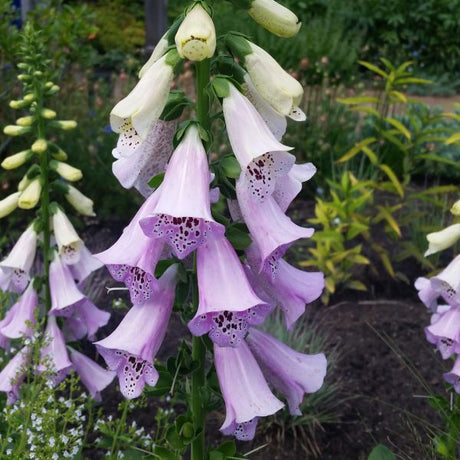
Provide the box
[148,172,165,189]
[346,221,369,239]
[346,280,367,291]
[358,60,389,79]
[337,96,380,105]
[225,224,252,250]
[384,117,411,140]
[395,77,432,85]
[445,132,460,145]
[151,445,181,460]
[376,205,402,237]
[380,58,395,71]
[368,444,396,460]
[418,153,459,167]
[378,164,404,197]
[221,156,241,178]
[337,137,377,163]
[349,105,381,117]
[146,368,173,396]
[388,90,407,103]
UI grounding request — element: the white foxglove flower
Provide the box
[52,208,82,264]
[175,4,216,61]
[139,32,169,79]
[425,224,460,256]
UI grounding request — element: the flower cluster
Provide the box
[96,0,327,442]
[415,199,460,391]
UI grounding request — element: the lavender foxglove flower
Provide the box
[246,243,323,328]
[140,125,225,259]
[222,82,295,202]
[214,342,284,440]
[69,243,104,285]
[415,277,438,312]
[0,346,30,404]
[425,306,460,359]
[38,316,73,385]
[52,207,82,265]
[246,328,327,415]
[94,265,177,399]
[0,225,37,293]
[236,178,314,275]
[430,255,460,308]
[112,119,177,198]
[0,283,37,339]
[443,355,460,393]
[68,348,115,401]
[95,192,166,305]
[188,238,272,347]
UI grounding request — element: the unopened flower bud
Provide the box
[52,150,68,161]
[425,224,460,256]
[18,175,32,191]
[0,191,21,218]
[45,81,54,88]
[18,74,31,82]
[139,33,169,78]
[31,139,48,154]
[17,62,28,70]
[42,108,57,119]
[18,178,42,209]
[50,160,83,182]
[3,125,32,136]
[16,116,35,127]
[33,70,43,77]
[65,185,96,216]
[175,4,216,61]
[50,120,77,130]
[1,150,33,170]
[46,85,60,95]
[24,94,35,103]
[451,199,460,216]
[9,99,29,109]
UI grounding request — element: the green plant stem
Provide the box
[110,400,129,456]
[190,57,211,460]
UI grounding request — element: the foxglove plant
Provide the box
[94,0,327,457]
[0,25,113,405]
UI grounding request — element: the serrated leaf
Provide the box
[368,444,396,460]
[378,164,404,197]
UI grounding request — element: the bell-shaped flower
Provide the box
[214,341,284,440]
[246,243,324,328]
[425,306,460,359]
[0,283,37,339]
[443,354,460,393]
[425,224,460,256]
[246,0,301,38]
[69,243,104,285]
[430,255,460,308]
[38,316,73,385]
[0,191,21,219]
[236,177,314,275]
[222,82,295,202]
[246,328,327,415]
[175,4,216,61]
[0,225,37,293]
[110,50,180,139]
[95,192,166,305]
[273,162,316,211]
[415,277,438,312]
[52,207,82,264]
[112,119,177,198]
[188,238,272,347]
[226,36,305,119]
[140,125,225,259]
[0,346,30,404]
[68,348,115,401]
[94,265,177,399]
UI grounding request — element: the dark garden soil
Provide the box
[81,205,450,460]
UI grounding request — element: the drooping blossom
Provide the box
[112,119,177,197]
[429,255,460,308]
[443,354,460,393]
[95,192,166,305]
[214,342,284,440]
[52,207,82,265]
[38,316,73,385]
[222,82,295,202]
[415,276,439,313]
[0,283,37,339]
[138,31,169,78]
[425,306,460,359]
[188,238,272,347]
[0,225,37,293]
[0,346,30,404]
[246,328,327,414]
[68,348,115,401]
[69,243,104,285]
[246,243,323,328]
[94,265,177,399]
[236,177,314,275]
[140,125,225,259]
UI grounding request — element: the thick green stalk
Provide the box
[190,57,211,460]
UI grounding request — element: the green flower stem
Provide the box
[110,399,129,456]
[191,57,211,460]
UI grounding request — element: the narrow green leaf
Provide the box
[376,205,402,237]
[368,444,397,460]
[388,90,407,103]
[385,117,411,140]
[336,137,377,163]
[349,105,381,117]
[445,132,460,145]
[337,96,380,105]
[378,164,404,197]
[358,60,389,79]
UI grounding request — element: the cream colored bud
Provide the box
[9,99,29,109]
[23,94,35,103]
[18,175,32,191]
[45,81,54,88]
[18,74,31,82]
[65,185,96,216]
[16,116,35,127]
[52,161,83,182]
[248,0,301,37]
[31,139,48,154]
[47,85,60,95]
[1,150,33,170]
[18,178,42,209]
[52,150,68,161]
[42,108,57,119]
[52,120,77,130]
[0,192,21,218]
[451,199,460,216]
[3,125,32,136]
[425,223,460,256]
[175,4,216,61]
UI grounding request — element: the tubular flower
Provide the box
[140,125,225,259]
[110,50,180,140]
[425,224,460,257]
[95,192,166,305]
[222,82,295,202]
[175,4,216,61]
[214,341,284,440]
[188,237,272,347]
[0,346,30,404]
[247,0,301,38]
[246,243,324,328]
[429,255,460,308]
[0,191,21,219]
[52,207,82,264]
[69,243,104,285]
[415,277,439,313]
[236,176,314,275]
[425,306,460,359]
[246,328,327,415]
[444,355,460,393]
[0,225,37,293]
[68,348,115,401]
[94,265,177,399]
[112,119,177,198]
[38,316,73,385]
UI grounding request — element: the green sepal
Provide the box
[50,179,70,196]
[48,201,60,216]
[147,172,165,190]
[25,164,41,179]
[212,76,231,99]
[32,277,42,292]
[32,218,43,234]
[166,14,185,43]
[165,48,182,68]
[160,90,192,121]
[224,33,253,62]
[212,56,246,84]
